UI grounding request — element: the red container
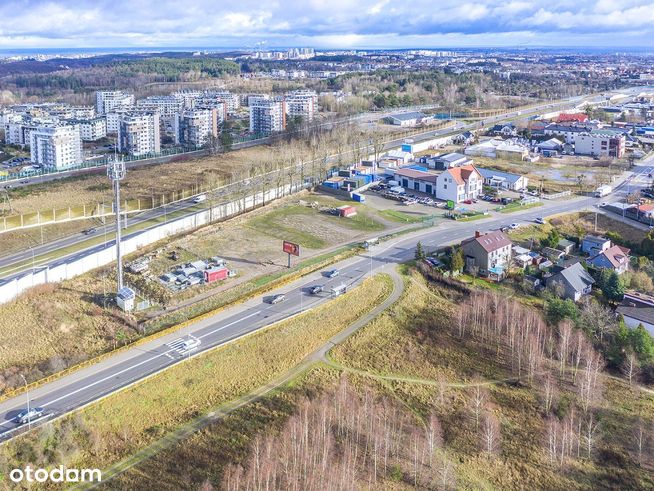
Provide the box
[204,267,229,283]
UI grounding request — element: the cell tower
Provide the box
[107,154,126,292]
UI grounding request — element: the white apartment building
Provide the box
[435,164,483,203]
[200,91,240,114]
[136,96,184,116]
[173,108,219,147]
[285,90,317,121]
[249,98,286,134]
[95,90,135,115]
[118,113,161,156]
[195,101,226,124]
[105,108,131,134]
[30,124,83,170]
[171,91,202,109]
[69,117,107,141]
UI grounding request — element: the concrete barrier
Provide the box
[0,183,301,304]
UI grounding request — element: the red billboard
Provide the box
[283,241,300,256]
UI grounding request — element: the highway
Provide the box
[0,190,608,442]
[0,91,611,281]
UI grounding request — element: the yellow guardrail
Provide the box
[0,246,361,404]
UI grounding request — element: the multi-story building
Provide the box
[249,98,286,134]
[173,108,219,147]
[95,90,135,115]
[118,113,161,156]
[435,164,483,203]
[575,130,626,158]
[105,108,131,134]
[461,230,512,277]
[171,90,202,109]
[543,123,595,144]
[285,90,317,121]
[67,117,107,141]
[136,96,184,116]
[199,91,239,114]
[29,124,82,170]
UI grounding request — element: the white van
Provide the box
[192,194,207,204]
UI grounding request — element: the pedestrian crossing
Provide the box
[166,335,201,357]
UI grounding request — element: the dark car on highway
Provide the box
[309,285,323,295]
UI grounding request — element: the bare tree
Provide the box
[469,380,488,428]
[634,417,647,466]
[481,411,501,456]
[581,414,600,459]
[621,350,640,385]
[542,373,558,414]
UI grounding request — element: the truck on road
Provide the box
[594,185,612,198]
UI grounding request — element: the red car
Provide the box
[463,199,473,204]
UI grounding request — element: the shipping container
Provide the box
[338,205,357,218]
[352,193,366,203]
[204,266,229,283]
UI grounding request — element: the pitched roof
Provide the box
[590,244,630,269]
[388,111,426,121]
[617,291,654,325]
[551,262,595,293]
[462,230,512,253]
[557,113,589,123]
[477,167,524,184]
[446,164,481,185]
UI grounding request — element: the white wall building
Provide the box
[575,131,626,158]
[285,90,317,121]
[96,90,134,115]
[435,164,483,203]
[173,108,219,147]
[136,96,183,116]
[69,117,107,141]
[249,98,286,134]
[118,113,161,156]
[30,124,83,170]
[106,108,131,134]
[200,91,240,114]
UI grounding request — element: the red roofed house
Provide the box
[557,112,589,123]
[586,244,630,275]
[636,204,654,220]
[461,230,513,277]
[435,164,482,203]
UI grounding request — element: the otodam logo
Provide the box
[7,465,101,483]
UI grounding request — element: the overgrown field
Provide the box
[100,269,654,490]
[0,274,393,489]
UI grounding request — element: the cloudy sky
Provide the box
[0,0,652,49]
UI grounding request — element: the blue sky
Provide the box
[0,0,653,49]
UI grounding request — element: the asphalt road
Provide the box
[0,191,605,442]
[0,93,603,281]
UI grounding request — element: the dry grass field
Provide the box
[0,275,393,485]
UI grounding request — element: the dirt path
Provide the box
[80,269,405,490]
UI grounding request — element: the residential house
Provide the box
[461,230,512,277]
[453,130,475,145]
[586,244,630,274]
[581,235,611,255]
[543,123,595,145]
[477,168,528,191]
[489,122,517,137]
[546,262,595,301]
[617,291,654,335]
[435,164,482,203]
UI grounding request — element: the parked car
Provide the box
[509,223,520,229]
[269,294,286,304]
[309,285,323,295]
[325,269,339,279]
[16,407,44,425]
[534,217,545,224]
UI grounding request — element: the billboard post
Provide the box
[283,241,300,268]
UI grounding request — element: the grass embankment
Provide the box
[498,201,544,213]
[0,274,394,486]
[80,269,654,490]
[379,209,425,223]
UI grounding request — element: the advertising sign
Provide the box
[283,241,300,256]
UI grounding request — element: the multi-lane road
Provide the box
[0,190,608,442]
[0,91,615,282]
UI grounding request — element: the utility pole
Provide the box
[107,155,126,292]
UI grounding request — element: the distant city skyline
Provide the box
[0,0,653,50]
